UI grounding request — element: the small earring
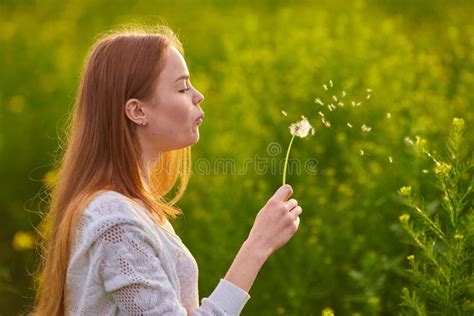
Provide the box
[141,121,147,126]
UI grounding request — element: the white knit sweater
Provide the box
[65,191,251,315]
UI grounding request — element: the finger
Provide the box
[294,216,300,229]
[285,199,298,211]
[289,206,302,219]
[271,184,293,202]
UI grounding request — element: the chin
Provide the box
[191,128,200,143]
[191,134,200,145]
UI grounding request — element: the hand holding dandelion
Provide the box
[282,116,315,185]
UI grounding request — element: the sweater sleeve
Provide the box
[95,222,250,315]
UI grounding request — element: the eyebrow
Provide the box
[175,74,190,82]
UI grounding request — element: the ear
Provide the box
[125,98,148,126]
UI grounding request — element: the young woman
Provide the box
[33,26,303,315]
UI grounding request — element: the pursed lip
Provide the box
[195,113,205,123]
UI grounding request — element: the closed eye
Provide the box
[179,88,190,93]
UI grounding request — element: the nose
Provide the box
[193,88,204,105]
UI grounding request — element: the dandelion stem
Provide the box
[282,134,296,185]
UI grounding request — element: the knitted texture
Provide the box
[65,191,250,315]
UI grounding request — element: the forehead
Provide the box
[161,46,188,80]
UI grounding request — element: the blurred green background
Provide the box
[0,0,472,315]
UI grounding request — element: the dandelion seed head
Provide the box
[289,115,315,138]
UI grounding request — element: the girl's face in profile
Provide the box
[137,45,205,155]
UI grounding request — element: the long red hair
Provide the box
[32,25,191,315]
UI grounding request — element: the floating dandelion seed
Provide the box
[318,111,325,117]
[366,94,371,99]
[328,104,336,111]
[281,110,287,117]
[329,80,333,87]
[283,116,315,185]
[361,124,372,132]
[323,84,328,90]
[337,102,344,107]
[356,102,361,106]
[351,101,356,107]
[366,88,372,93]
[386,112,391,119]
[422,169,429,173]
[314,98,324,106]
[388,156,393,163]
[404,137,414,146]
[360,149,365,156]
[332,95,338,102]
[342,91,346,97]
[321,117,331,128]
[346,123,353,128]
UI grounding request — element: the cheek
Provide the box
[156,100,193,132]
[172,97,194,122]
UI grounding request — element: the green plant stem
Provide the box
[282,134,296,185]
[413,204,446,242]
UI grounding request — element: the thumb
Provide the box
[271,184,293,202]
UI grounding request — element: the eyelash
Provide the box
[179,88,190,93]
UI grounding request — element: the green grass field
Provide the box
[0,0,472,314]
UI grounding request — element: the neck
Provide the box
[141,153,161,191]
